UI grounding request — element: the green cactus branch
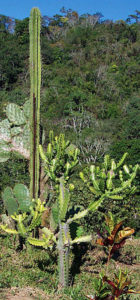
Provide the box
[29,7,41,200]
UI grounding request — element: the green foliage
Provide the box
[0,7,140,294]
[87,272,111,299]
[15,18,29,44]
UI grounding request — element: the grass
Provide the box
[0,232,140,299]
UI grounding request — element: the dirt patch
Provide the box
[0,287,51,300]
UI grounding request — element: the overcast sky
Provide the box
[0,0,139,21]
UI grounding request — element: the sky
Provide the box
[0,0,140,22]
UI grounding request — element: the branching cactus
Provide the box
[39,131,79,189]
[28,177,104,288]
[0,198,46,239]
[80,153,139,202]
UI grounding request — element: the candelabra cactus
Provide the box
[80,153,139,201]
[28,177,103,288]
[39,130,79,188]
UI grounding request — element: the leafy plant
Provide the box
[96,212,135,263]
[103,269,140,299]
[86,269,140,300]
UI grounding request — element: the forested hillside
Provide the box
[0,9,140,232]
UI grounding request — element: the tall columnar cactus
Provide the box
[29,7,41,200]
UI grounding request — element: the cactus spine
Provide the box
[29,8,41,200]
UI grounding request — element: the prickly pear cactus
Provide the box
[2,187,19,215]
[0,100,30,161]
[2,183,32,215]
[0,141,11,162]
[6,103,26,125]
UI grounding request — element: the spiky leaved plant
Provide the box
[29,7,41,201]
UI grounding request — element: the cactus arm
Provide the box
[70,235,92,245]
[29,7,41,200]
[0,224,18,235]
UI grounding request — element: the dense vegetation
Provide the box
[0,8,140,299]
[0,9,140,231]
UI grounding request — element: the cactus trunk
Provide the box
[29,8,41,200]
[58,223,70,288]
